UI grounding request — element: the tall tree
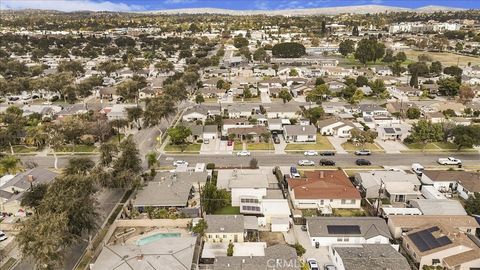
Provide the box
[278,89,292,103]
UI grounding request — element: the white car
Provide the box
[0,231,7,242]
[298,160,315,166]
[355,149,371,156]
[173,160,189,167]
[304,150,319,156]
[237,150,251,156]
[437,157,462,165]
[307,258,319,270]
[411,163,425,176]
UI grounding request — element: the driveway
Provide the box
[273,135,287,154]
[260,92,272,103]
[293,225,332,267]
[326,137,348,154]
[375,139,408,154]
[200,138,220,154]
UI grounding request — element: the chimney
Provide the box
[27,175,34,183]
[320,171,324,178]
[136,255,144,261]
[302,126,305,131]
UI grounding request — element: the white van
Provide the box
[411,163,425,176]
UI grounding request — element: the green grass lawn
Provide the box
[55,144,97,152]
[214,206,240,215]
[341,142,382,151]
[108,134,126,144]
[332,208,367,217]
[406,142,465,151]
[234,142,274,151]
[285,134,334,151]
[164,143,201,153]
[12,145,38,153]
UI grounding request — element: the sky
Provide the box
[1,0,479,12]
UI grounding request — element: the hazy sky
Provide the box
[1,0,479,12]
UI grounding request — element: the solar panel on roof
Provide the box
[384,128,395,134]
[327,225,361,235]
[408,227,452,252]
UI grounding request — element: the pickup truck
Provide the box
[437,157,462,165]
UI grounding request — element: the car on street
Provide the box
[354,149,371,156]
[273,136,280,144]
[356,159,371,166]
[411,163,425,176]
[298,160,315,166]
[437,157,462,165]
[0,231,7,242]
[307,258,319,270]
[290,166,301,178]
[227,140,233,146]
[301,225,307,231]
[319,151,335,156]
[203,139,210,144]
[304,150,319,156]
[237,150,251,156]
[173,160,189,167]
[319,159,336,166]
[324,265,336,270]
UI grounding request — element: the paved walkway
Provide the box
[326,137,348,154]
[273,136,287,154]
[260,92,272,103]
[293,225,332,266]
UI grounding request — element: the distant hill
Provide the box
[145,5,466,16]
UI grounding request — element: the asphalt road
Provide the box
[161,152,480,168]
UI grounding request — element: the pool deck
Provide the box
[123,227,191,245]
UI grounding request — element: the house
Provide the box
[199,87,225,98]
[264,104,300,119]
[182,105,221,123]
[283,125,316,143]
[421,170,480,197]
[409,199,467,216]
[224,104,259,118]
[0,168,58,214]
[288,170,361,211]
[387,215,479,239]
[131,171,208,217]
[98,86,117,100]
[358,104,389,117]
[222,118,254,133]
[318,118,356,138]
[402,225,480,269]
[222,169,290,229]
[228,126,269,142]
[386,101,418,117]
[105,104,137,121]
[202,125,218,140]
[267,118,284,133]
[213,244,300,270]
[354,170,421,203]
[443,249,480,270]
[377,126,404,141]
[307,217,392,247]
[329,244,411,270]
[204,215,246,243]
[91,235,197,270]
[374,66,393,76]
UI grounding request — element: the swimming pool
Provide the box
[136,232,181,246]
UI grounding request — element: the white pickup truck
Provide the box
[437,157,462,165]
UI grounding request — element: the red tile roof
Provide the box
[287,170,361,200]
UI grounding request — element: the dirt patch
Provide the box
[259,231,286,246]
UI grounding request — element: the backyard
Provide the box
[213,205,240,215]
[285,134,334,151]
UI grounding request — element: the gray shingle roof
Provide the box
[284,125,316,136]
[205,215,245,234]
[333,244,410,270]
[307,217,392,239]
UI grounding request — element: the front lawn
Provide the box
[213,206,240,215]
[55,144,97,153]
[234,142,274,151]
[405,142,466,151]
[341,142,382,151]
[164,143,201,153]
[285,134,334,151]
[12,145,38,153]
[233,97,261,102]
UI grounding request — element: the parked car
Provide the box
[356,159,371,166]
[437,157,462,165]
[298,160,315,166]
[173,160,189,167]
[304,150,319,156]
[203,139,210,144]
[227,140,233,146]
[319,151,335,156]
[324,265,336,270]
[0,231,7,242]
[290,166,301,178]
[411,163,425,176]
[237,150,251,156]
[319,159,335,166]
[301,225,307,231]
[355,149,371,156]
[273,136,280,144]
[307,259,319,270]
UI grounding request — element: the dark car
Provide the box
[273,136,280,144]
[356,159,371,166]
[319,151,335,156]
[319,159,336,166]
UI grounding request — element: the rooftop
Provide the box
[205,215,245,234]
[333,244,410,270]
[307,217,391,239]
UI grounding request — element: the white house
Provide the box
[283,125,316,143]
[330,244,410,270]
[318,119,356,138]
[307,217,392,247]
